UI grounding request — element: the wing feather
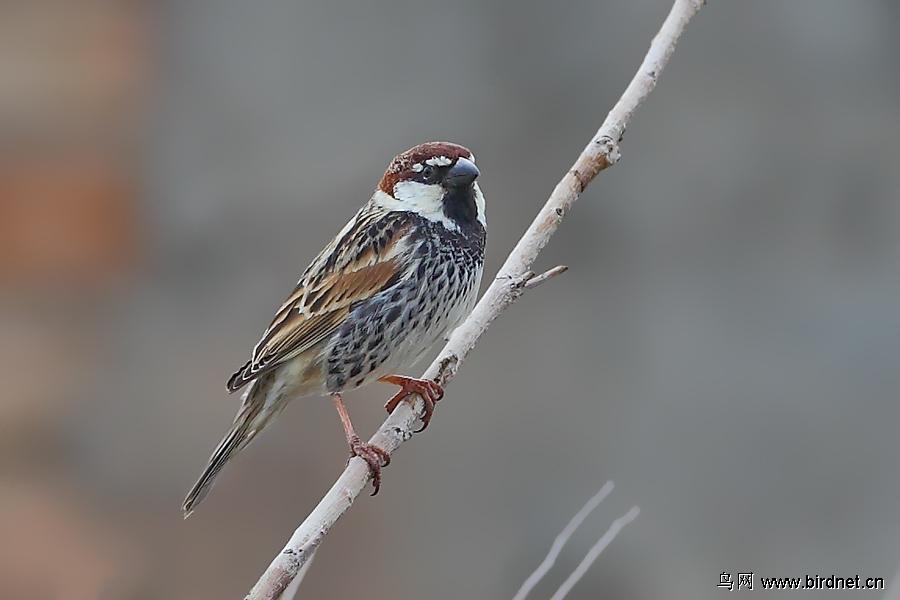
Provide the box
[226,208,411,392]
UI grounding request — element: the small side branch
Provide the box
[524,265,570,290]
[513,482,639,600]
[513,481,615,600]
[549,506,641,600]
[246,1,703,598]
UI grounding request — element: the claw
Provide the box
[379,375,445,432]
[349,435,390,495]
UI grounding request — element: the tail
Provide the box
[182,391,265,517]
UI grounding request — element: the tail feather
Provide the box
[182,404,259,518]
[183,367,303,517]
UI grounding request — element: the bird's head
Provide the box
[374,141,485,230]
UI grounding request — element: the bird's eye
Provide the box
[421,165,437,182]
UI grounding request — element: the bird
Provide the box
[182,141,486,516]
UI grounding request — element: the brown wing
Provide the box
[226,208,411,392]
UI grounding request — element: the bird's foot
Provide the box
[379,374,445,433]
[348,435,391,495]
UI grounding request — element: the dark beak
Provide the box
[444,157,479,188]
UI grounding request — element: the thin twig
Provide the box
[549,506,641,600]
[246,1,703,598]
[524,265,569,290]
[513,482,615,600]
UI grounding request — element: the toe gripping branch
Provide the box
[380,375,445,433]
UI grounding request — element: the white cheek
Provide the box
[393,181,445,212]
[373,179,486,231]
[372,184,460,231]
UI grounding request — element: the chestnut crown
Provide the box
[378,142,478,195]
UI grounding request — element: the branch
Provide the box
[513,481,615,600]
[513,482,639,600]
[549,506,641,600]
[523,265,569,290]
[246,1,703,598]
[279,550,315,600]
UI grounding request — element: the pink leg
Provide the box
[331,393,390,495]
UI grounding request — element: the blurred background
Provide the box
[2,0,900,598]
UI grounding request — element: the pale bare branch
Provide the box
[550,506,641,600]
[280,550,315,600]
[513,481,615,600]
[549,506,641,600]
[246,1,703,597]
[524,265,570,290]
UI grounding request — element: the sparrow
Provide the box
[183,142,486,516]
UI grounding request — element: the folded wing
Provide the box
[226,208,412,392]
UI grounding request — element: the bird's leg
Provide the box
[379,374,445,433]
[331,393,390,495]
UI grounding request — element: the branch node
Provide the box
[388,425,413,442]
[569,169,590,193]
[597,135,621,163]
[436,353,459,381]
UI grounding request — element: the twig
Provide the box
[246,1,703,598]
[549,506,641,600]
[513,482,615,600]
[524,265,569,290]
